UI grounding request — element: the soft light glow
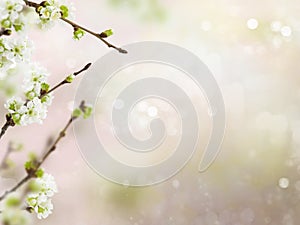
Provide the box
[147,106,158,117]
[201,20,212,31]
[247,18,258,30]
[271,21,281,32]
[113,99,124,109]
[280,26,292,37]
[278,177,289,189]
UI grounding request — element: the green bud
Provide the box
[72,108,82,118]
[1,19,12,29]
[5,196,21,207]
[41,83,50,92]
[12,113,21,125]
[11,142,23,152]
[24,161,34,171]
[100,29,113,38]
[65,74,75,83]
[28,152,38,163]
[28,180,42,193]
[35,168,44,178]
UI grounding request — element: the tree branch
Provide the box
[0,106,81,202]
[0,63,91,141]
[0,115,15,140]
[0,142,14,169]
[23,0,128,54]
[0,28,11,37]
[41,62,91,97]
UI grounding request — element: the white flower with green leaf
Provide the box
[37,0,74,29]
[26,172,57,219]
[5,63,53,126]
[0,193,30,225]
[0,36,32,78]
[0,0,25,32]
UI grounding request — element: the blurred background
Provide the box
[1,0,300,224]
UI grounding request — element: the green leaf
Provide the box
[73,28,85,40]
[60,5,69,18]
[11,113,21,125]
[13,24,23,32]
[83,105,93,119]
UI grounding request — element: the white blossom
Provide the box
[37,0,74,29]
[34,173,58,197]
[26,173,57,220]
[4,63,53,126]
[26,193,54,219]
[0,193,31,225]
[0,36,32,78]
[23,63,49,98]
[0,0,26,32]
[4,96,25,114]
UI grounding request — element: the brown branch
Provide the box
[24,0,127,54]
[0,115,15,140]
[41,62,91,97]
[0,106,81,202]
[0,28,11,36]
[60,17,128,54]
[0,63,91,142]
[0,142,14,169]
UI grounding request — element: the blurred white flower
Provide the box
[0,36,32,78]
[0,0,26,32]
[0,193,31,225]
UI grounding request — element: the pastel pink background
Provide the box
[1,0,300,224]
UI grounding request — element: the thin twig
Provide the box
[23,0,127,54]
[60,17,128,54]
[41,62,91,97]
[0,107,80,202]
[0,142,14,169]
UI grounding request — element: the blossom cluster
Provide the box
[0,194,31,225]
[36,0,74,28]
[0,36,32,78]
[4,63,53,126]
[0,0,26,33]
[26,172,58,219]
